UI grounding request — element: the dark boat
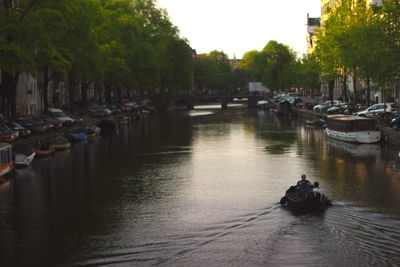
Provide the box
[97,118,117,134]
[272,100,297,116]
[64,132,88,143]
[50,136,71,151]
[280,186,331,214]
[13,143,36,168]
[34,141,55,157]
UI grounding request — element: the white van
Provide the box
[48,108,74,126]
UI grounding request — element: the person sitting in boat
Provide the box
[296,174,313,197]
[313,181,325,200]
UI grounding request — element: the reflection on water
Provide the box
[188,111,215,117]
[1,108,400,266]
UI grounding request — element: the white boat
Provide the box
[325,115,381,144]
[0,142,14,176]
[14,144,36,168]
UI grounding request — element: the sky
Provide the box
[157,0,321,59]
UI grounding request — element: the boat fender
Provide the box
[280,196,287,205]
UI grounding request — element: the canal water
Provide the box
[1,106,400,266]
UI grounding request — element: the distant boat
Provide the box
[325,115,381,143]
[34,141,55,158]
[64,132,88,143]
[97,118,117,134]
[50,136,71,150]
[114,114,131,125]
[84,126,100,141]
[14,144,35,168]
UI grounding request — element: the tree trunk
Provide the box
[343,69,348,102]
[105,84,112,103]
[0,71,19,120]
[68,72,76,109]
[81,82,88,108]
[328,80,335,104]
[43,67,49,114]
[353,70,357,104]
[10,72,18,120]
[366,77,371,106]
[117,87,122,102]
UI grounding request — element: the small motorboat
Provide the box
[76,126,100,141]
[64,132,87,143]
[87,125,101,135]
[114,114,131,125]
[85,127,98,141]
[14,144,36,168]
[280,186,331,214]
[97,118,117,134]
[50,136,71,150]
[34,141,55,157]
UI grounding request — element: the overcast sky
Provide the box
[157,0,321,59]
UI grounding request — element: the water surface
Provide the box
[1,107,400,266]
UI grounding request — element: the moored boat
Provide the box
[34,141,55,157]
[64,132,87,143]
[0,142,14,177]
[50,136,71,150]
[325,115,381,144]
[97,118,117,134]
[14,144,35,168]
[114,114,131,125]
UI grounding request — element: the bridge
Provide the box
[175,92,270,109]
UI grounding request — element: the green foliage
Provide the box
[0,0,194,113]
[193,51,233,92]
[238,41,297,91]
[316,0,400,99]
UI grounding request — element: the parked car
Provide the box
[106,105,121,114]
[48,108,75,126]
[4,121,31,138]
[17,117,48,134]
[88,105,112,118]
[356,103,397,117]
[0,123,18,143]
[326,103,355,114]
[313,100,342,112]
[122,101,139,110]
[257,100,275,110]
[32,117,53,132]
[44,117,63,129]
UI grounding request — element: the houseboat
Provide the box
[325,115,381,144]
[0,142,14,177]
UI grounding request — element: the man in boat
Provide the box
[296,174,313,197]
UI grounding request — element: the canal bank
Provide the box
[13,109,149,146]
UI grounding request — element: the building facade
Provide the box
[318,0,388,104]
[306,14,320,54]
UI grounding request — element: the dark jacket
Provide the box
[296,180,313,194]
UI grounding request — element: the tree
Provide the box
[299,53,321,97]
[0,0,53,118]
